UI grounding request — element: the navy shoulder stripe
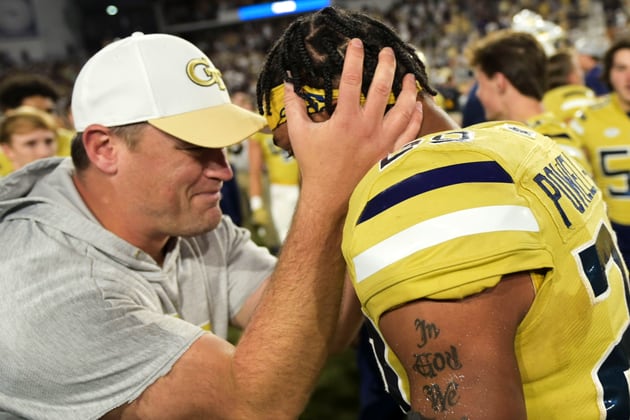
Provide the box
[357,161,513,225]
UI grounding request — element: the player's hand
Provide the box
[283,38,423,209]
[251,207,271,227]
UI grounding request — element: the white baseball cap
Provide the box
[71,32,266,148]
[575,34,610,59]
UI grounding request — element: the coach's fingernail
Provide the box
[350,38,363,49]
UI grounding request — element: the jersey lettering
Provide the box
[428,131,473,144]
[380,138,423,170]
[534,153,597,228]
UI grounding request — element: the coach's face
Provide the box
[117,124,233,237]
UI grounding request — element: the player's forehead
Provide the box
[612,48,630,64]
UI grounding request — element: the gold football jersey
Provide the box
[249,131,299,186]
[343,121,630,418]
[0,128,73,177]
[570,94,630,226]
[542,84,597,123]
[527,111,593,176]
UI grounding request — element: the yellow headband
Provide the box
[265,83,410,131]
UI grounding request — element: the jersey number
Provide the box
[599,148,630,197]
[577,223,630,418]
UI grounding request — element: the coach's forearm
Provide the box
[231,189,347,417]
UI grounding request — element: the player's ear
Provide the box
[495,72,508,94]
[310,109,333,122]
[1,143,15,162]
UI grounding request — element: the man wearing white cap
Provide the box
[0,32,422,418]
[575,34,611,96]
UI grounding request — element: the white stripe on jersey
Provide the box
[353,205,540,283]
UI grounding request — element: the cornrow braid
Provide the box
[256,6,436,120]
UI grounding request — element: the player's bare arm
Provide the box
[380,271,535,420]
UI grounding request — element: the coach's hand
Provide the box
[283,38,423,210]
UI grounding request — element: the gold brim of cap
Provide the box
[148,103,267,148]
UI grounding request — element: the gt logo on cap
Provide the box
[186,57,226,90]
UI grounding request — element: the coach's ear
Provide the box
[81,124,119,175]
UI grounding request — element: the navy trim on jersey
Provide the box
[364,320,411,412]
[611,221,630,270]
[357,161,513,225]
[544,133,572,139]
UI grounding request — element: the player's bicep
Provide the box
[379,271,534,419]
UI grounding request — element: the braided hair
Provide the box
[256,6,436,120]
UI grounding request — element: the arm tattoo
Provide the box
[415,319,440,348]
[423,380,462,412]
[413,345,463,378]
[410,319,466,415]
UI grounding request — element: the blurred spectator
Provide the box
[433,67,461,112]
[0,106,58,174]
[461,81,486,127]
[0,73,73,176]
[468,29,592,173]
[248,128,299,248]
[0,73,60,115]
[575,34,611,96]
[543,48,598,123]
[570,36,630,270]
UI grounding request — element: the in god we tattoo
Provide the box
[415,318,440,348]
[412,345,463,378]
[423,380,461,413]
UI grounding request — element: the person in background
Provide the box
[543,48,598,123]
[575,34,611,96]
[468,29,592,174]
[570,36,630,270]
[460,81,486,127]
[216,93,248,228]
[0,31,421,418]
[229,90,283,250]
[0,105,58,174]
[248,126,299,247]
[257,7,628,419]
[0,73,73,176]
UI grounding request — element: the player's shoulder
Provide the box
[368,122,546,186]
[425,121,543,144]
[574,94,613,120]
[527,112,581,139]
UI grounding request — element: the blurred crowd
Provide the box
[1,1,629,115]
[0,0,630,108]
